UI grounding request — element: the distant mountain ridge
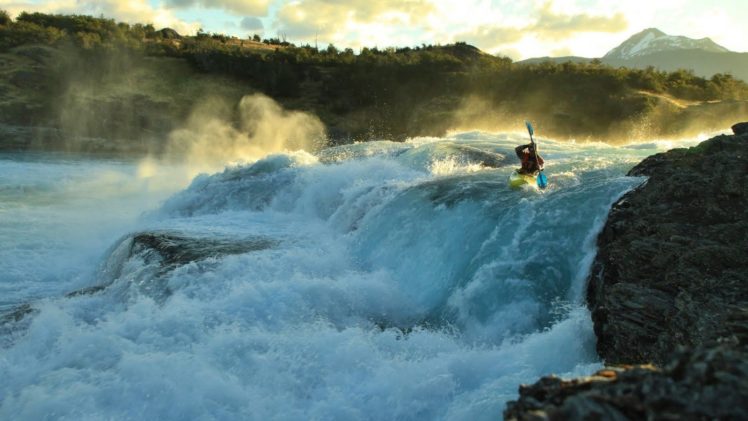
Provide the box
[604,49,748,82]
[518,28,748,82]
[516,55,592,65]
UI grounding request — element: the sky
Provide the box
[1,0,746,60]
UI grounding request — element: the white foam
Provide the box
[0,135,666,419]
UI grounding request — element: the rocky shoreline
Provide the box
[505,122,748,419]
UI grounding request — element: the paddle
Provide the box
[525,121,547,189]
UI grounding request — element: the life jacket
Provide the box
[520,151,544,174]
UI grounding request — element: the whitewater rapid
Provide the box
[0,132,688,419]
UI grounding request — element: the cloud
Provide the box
[550,46,573,56]
[0,0,637,58]
[451,1,627,55]
[269,0,628,57]
[531,1,628,39]
[454,25,525,50]
[274,0,435,41]
[240,16,263,31]
[163,0,270,16]
[0,0,77,16]
[500,48,523,61]
[0,0,200,34]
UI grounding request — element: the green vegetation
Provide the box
[1,10,747,151]
[0,10,10,26]
[0,12,157,51]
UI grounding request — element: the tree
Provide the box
[0,9,11,26]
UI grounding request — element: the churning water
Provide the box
[0,132,694,419]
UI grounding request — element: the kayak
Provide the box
[508,170,537,189]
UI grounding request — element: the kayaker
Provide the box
[515,143,544,175]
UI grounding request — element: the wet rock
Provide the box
[587,133,748,365]
[160,158,300,216]
[72,231,278,299]
[317,142,506,168]
[0,304,39,348]
[449,144,506,168]
[0,303,37,325]
[5,231,275,326]
[129,231,276,270]
[422,173,503,207]
[505,344,748,420]
[0,231,277,346]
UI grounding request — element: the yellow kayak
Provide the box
[508,170,537,189]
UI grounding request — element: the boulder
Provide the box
[158,28,181,40]
[732,121,748,135]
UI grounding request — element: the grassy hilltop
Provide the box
[1,11,747,152]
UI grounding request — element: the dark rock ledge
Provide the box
[505,345,748,420]
[1,231,276,345]
[505,123,748,420]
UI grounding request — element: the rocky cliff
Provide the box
[505,123,748,419]
[588,127,747,365]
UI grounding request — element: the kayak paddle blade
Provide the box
[537,172,548,189]
[525,121,534,137]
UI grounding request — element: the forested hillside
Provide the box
[1,11,747,152]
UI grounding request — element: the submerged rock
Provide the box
[0,304,39,348]
[446,144,506,168]
[75,231,278,300]
[128,232,275,270]
[1,231,277,339]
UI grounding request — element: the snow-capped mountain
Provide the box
[604,28,730,60]
[518,27,747,82]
